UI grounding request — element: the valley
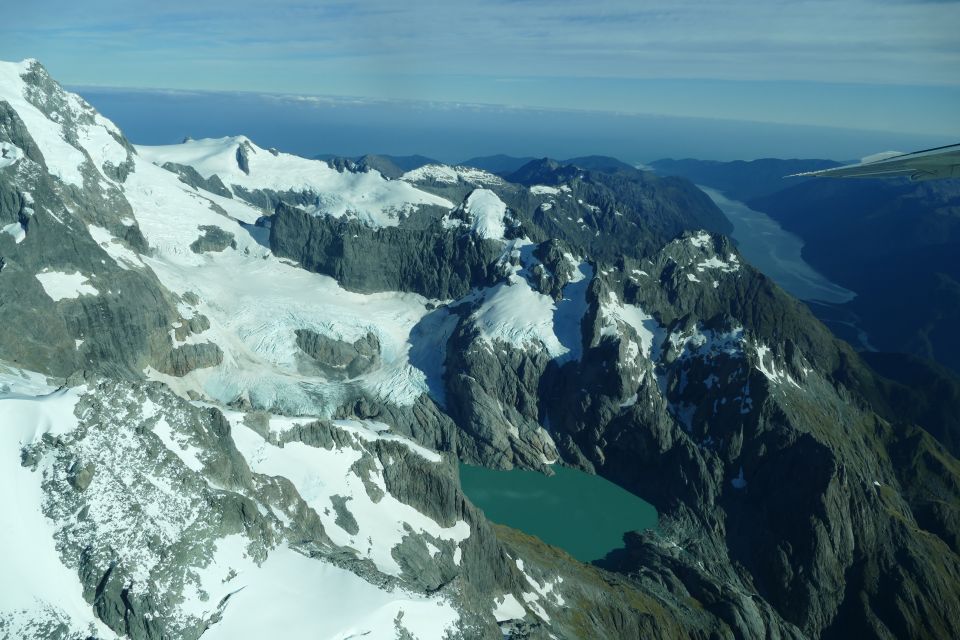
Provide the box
[696,185,855,304]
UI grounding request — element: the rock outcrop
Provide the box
[270,201,503,298]
[295,329,381,378]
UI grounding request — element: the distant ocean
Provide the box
[75,87,946,165]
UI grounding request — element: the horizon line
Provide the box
[68,83,958,143]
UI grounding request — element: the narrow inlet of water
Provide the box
[698,186,856,304]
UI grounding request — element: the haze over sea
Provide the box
[76,87,947,165]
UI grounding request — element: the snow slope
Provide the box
[599,291,663,361]
[0,382,118,639]
[0,60,86,187]
[472,274,567,358]
[137,137,454,227]
[2,221,26,243]
[470,245,592,361]
[200,542,460,640]
[464,188,509,240]
[0,141,23,169]
[0,59,129,189]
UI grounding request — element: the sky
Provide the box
[2,0,959,142]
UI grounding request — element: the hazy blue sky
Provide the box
[3,0,959,138]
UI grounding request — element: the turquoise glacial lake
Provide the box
[459,464,658,562]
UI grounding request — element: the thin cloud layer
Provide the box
[3,0,959,135]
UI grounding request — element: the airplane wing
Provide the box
[788,143,960,181]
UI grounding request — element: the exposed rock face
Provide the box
[235,141,252,175]
[189,225,236,254]
[154,342,224,376]
[322,154,437,179]
[500,159,734,260]
[270,202,503,298]
[540,235,960,639]
[0,65,189,380]
[161,162,233,198]
[230,185,319,212]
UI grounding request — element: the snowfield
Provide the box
[137,137,454,227]
[493,593,527,622]
[464,188,509,240]
[402,163,504,186]
[470,245,592,362]
[34,270,99,301]
[0,60,88,187]
[472,274,567,357]
[528,185,560,196]
[0,141,23,169]
[87,224,145,270]
[599,291,663,361]
[0,59,131,190]
[2,221,26,243]
[199,542,461,640]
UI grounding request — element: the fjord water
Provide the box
[698,186,855,304]
[459,464,657,562]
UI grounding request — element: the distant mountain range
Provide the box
[313,153,439,179]
[458,154,535,174]
[317,152,640,179]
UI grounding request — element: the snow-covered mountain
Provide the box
[3,58,960,639]
[0,369,469,638]
[0,59,573,639]
[400,163,504,187]
[138,136,454,227]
